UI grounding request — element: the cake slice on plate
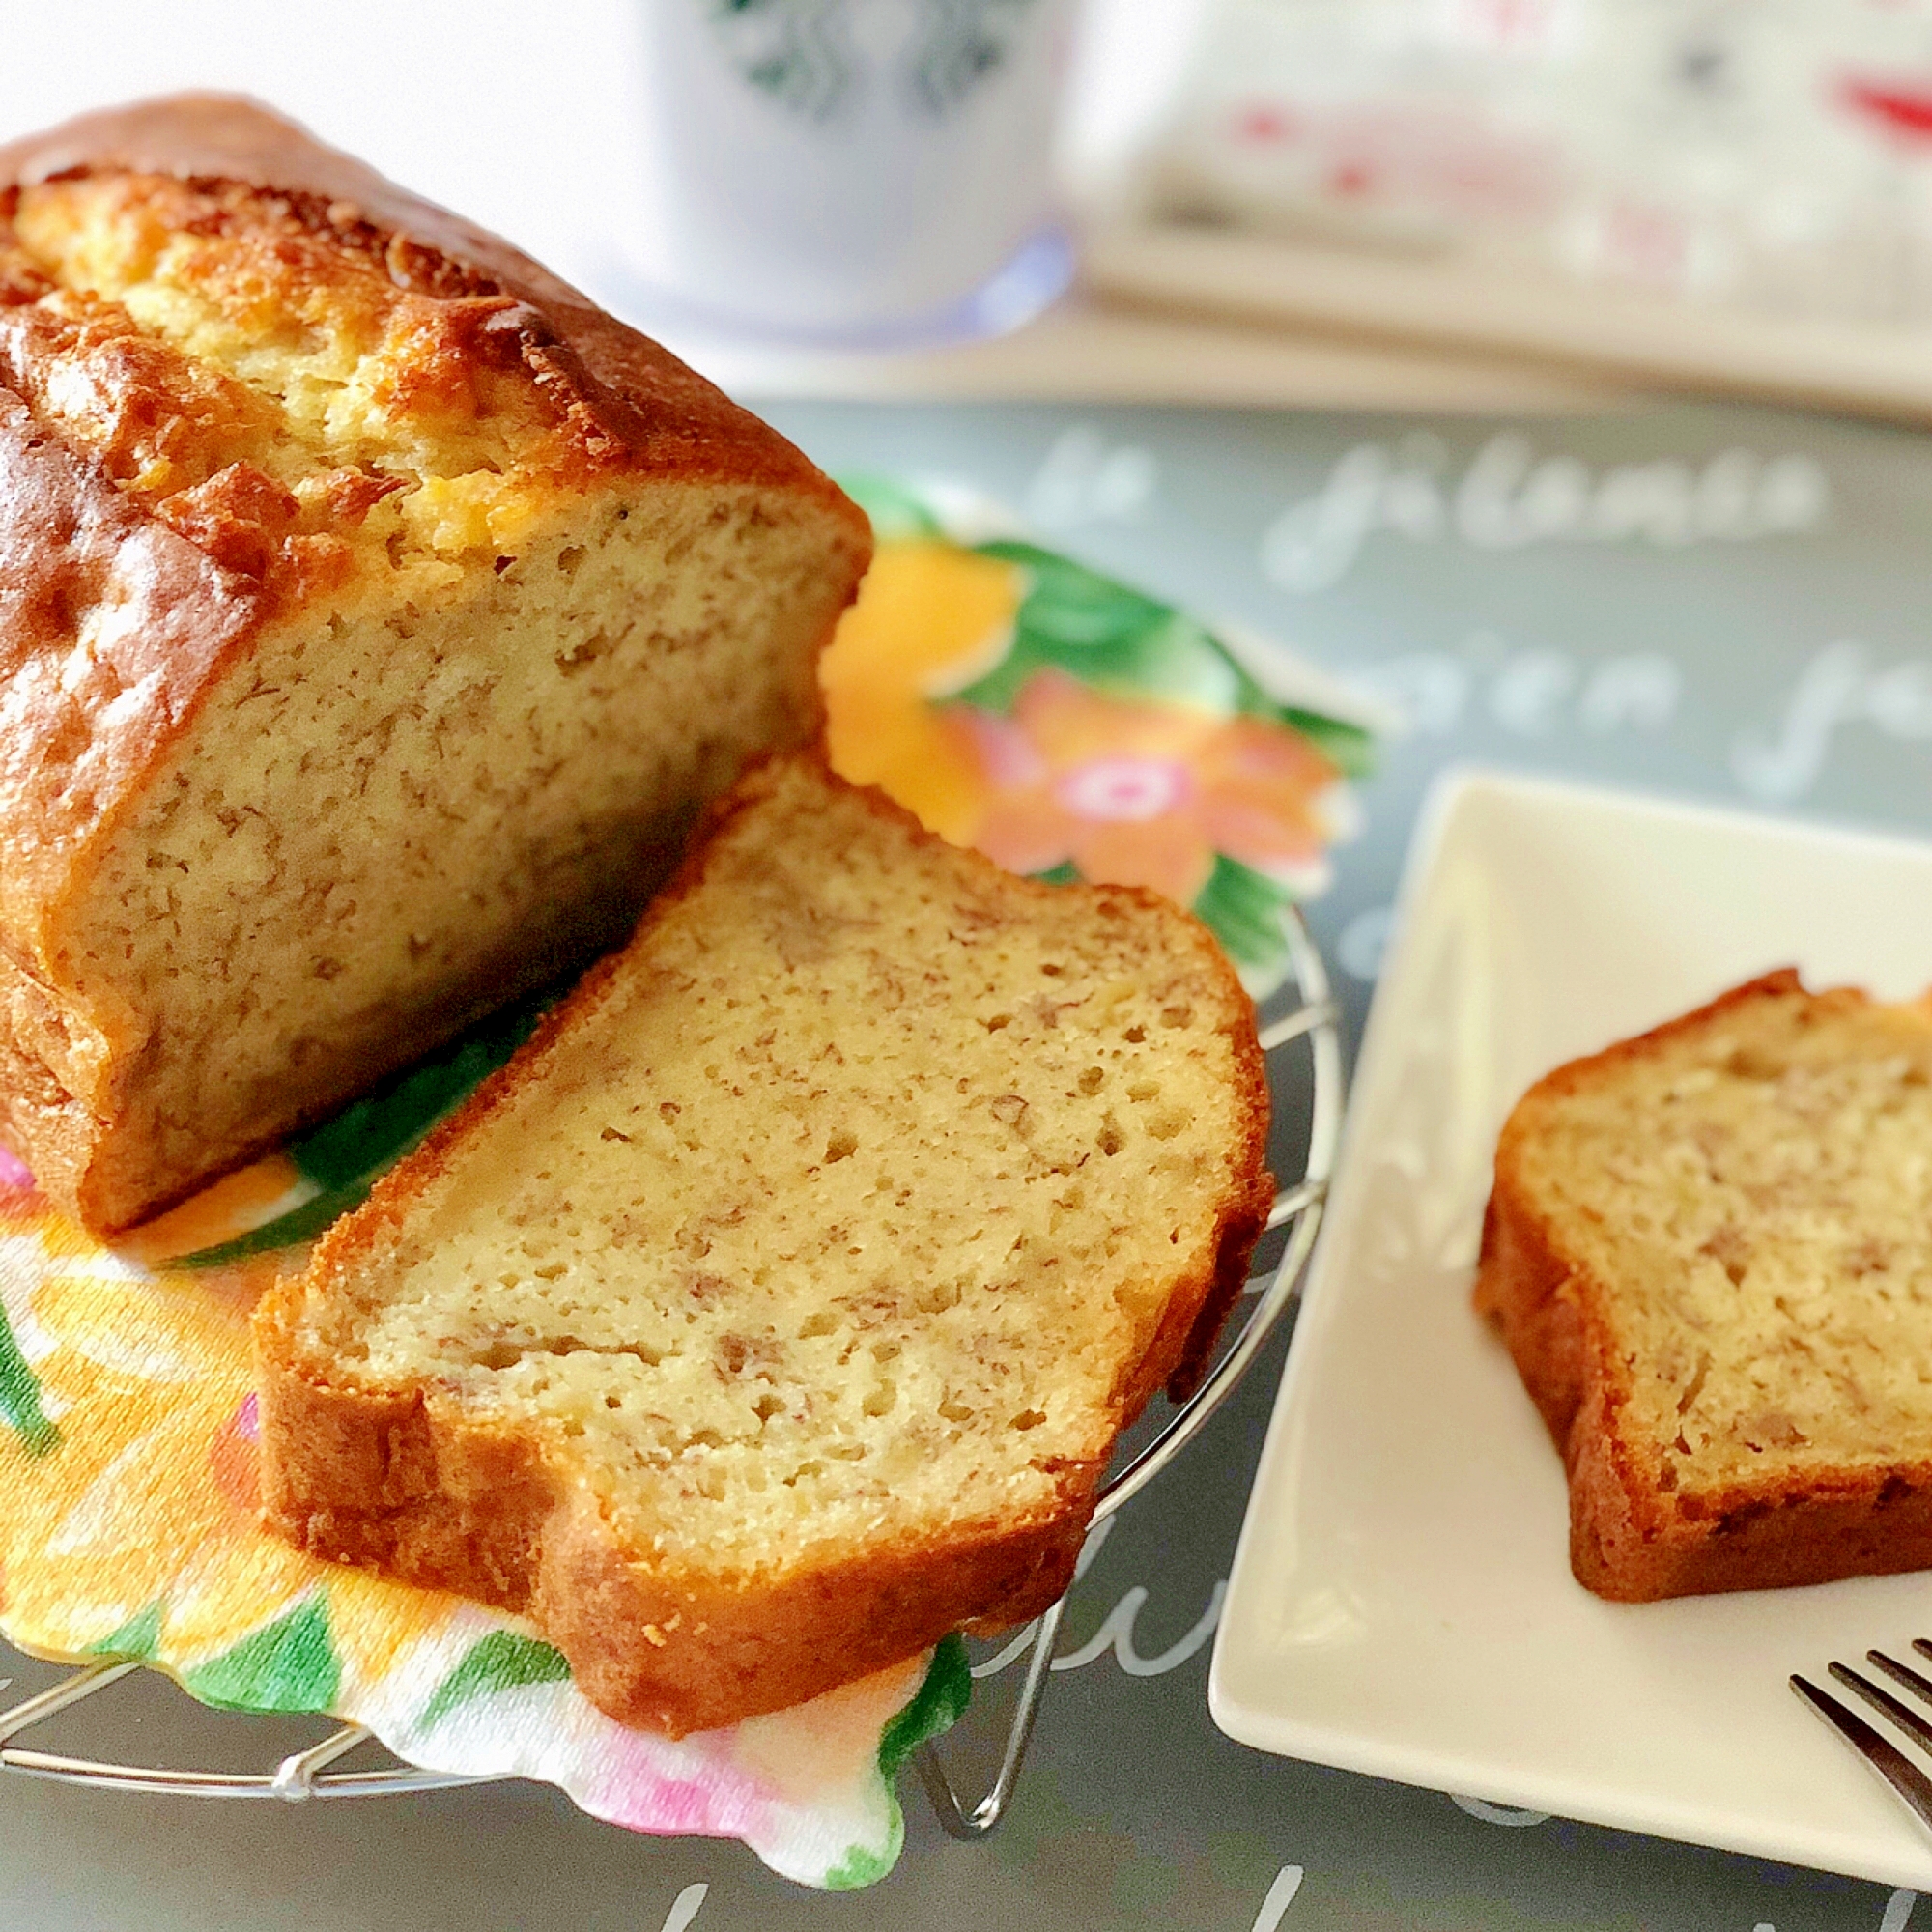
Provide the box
[256,753,1274,1734]
[1478,969,1932,1601]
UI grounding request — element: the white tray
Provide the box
[1211,768,1932,1890]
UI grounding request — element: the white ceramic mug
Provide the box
[629,0,1078,343]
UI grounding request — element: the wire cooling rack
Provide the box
[0,907,1345,1833]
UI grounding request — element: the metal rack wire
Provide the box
[0,907,1345,1829]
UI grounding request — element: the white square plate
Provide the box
[1211,769,1932,1889]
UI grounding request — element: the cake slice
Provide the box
[1477,969,1932,1602]
[255,753,1273,1734]
[0,96,869,1232]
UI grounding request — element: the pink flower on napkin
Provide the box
[961,668,1344,906]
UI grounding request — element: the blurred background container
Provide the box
[626,0,1080,343]
[1070,0,1932,420]
[16,2,1932,412]
[1128,0,1932,327]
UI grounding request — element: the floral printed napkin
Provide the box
[0,1139,968,1889]
[0,481,1368,1887]
[821,476,1370,996]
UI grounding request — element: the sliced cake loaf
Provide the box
[0,96,869,1231]
[1477,969,1932,1601]
[255,753,1273,1734]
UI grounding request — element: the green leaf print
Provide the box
[418,1631,573,1734]
[955,543,1239,714]
[185,1595,340,1713]
[169,985,554,1269]
[290,989,553,1191]
[0,1299,56,1457]
[824,1635,973,1892]
[88,1601,162,1662]
[876,1632,971,1785]
[1278,705,1375,781]
[1193,854,1295,976]
[823,1840,896,1891]
[840,472,946,543]
[956,542,1375,772]
[980,542,1174,647]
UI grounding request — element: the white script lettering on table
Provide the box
[1349,640,1681,741]
[1734,641,1932,803]
[1026,425,1159,531]
[1261,434,1829,593]
[655,1883,707,1932]
[1249,1863,1304,1932]
[657,1864,1312,1928]
[970,1516,1224,1681]
[1451,1795,1551,1826]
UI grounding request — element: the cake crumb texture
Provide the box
[256,753,1273,1734]
[1477,970,1932,1600]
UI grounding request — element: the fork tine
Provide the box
[1868,1649,1932,1712]
[1792,1674,1932,1836]
[1831,1661,1932,1760]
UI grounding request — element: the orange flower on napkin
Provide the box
[961,668,1343,907]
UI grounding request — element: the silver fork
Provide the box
[1792,1642,1932,1834]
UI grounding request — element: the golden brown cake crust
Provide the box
[255,754,1274,1735]
[0,380,258,955]
[253,1325,1094,1735]
[0,380,261,1209]
[1475,969,1932,1602]
[0,95,867,1232]
[0,94,844,495]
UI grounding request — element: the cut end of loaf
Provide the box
[256,753,1272,1731]
[1477,969,1932,1601]
[0,101,869,1234]
[53,474,848,1233]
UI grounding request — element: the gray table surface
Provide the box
[7,397,1931,1931]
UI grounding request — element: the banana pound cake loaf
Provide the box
[0,95,869,1232]
[1478,970,1932,1602]
[256,753,1274,1735]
